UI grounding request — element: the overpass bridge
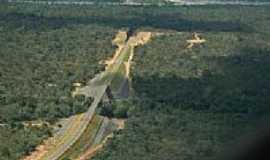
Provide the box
[36,31,151,160]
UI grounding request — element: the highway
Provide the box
[20,31,150,160]
[37,32,138,160]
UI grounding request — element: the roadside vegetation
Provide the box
[0,126,50,160]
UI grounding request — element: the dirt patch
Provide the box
[129,32,152,46]
[186,32,206,49]
[21,138,52,160]
[111,118,125,130]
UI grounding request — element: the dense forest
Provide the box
[10,0,270,3]
[0,3,270,160]
[92,5,270,160]
[12,0,270,2]
[0,4,117,159]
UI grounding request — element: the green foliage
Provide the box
[73,95,94,114]
[0,126,50,160]
[100,100,132,118]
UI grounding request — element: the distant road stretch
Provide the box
[5,0,270,6]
